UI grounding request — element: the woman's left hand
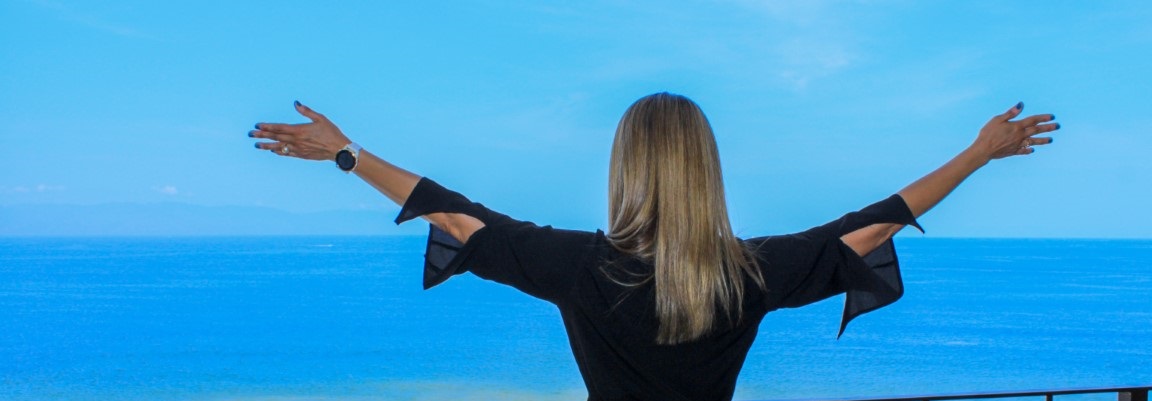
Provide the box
[249,101,351,161]
[971,102,1059,162]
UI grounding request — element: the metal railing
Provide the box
[770,385,1150,401]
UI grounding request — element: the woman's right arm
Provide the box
[840,102,1059,256]
[352,150,485,243]
[251,101,484,243]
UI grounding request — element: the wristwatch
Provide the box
[335,142,362,173]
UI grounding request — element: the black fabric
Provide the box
[395,177,923,401]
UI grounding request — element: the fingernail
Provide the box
[1055,123,1061,130]
[254,143,261,149]
[1049,138,1055,144]
[254,123,260,130]
[247,131,254,138]
[1050,114,1056,121]
[294,100,301,107]
[1015,102,1023,110]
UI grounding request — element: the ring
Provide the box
[281,145,290,155]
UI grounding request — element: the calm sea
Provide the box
[1,237,1149,401]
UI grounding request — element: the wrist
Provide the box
[329,137,353,159]
[961,144,992,167]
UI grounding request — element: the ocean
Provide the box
[1,236,1149,401]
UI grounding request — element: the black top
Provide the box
[395,178,923,401]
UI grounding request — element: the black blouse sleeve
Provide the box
[393,177,589,304]
[748,194,923,338]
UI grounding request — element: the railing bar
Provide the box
[759,385,1152,401]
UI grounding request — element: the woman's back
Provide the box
[397,177,919,400]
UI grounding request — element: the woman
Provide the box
[249,93,1058,400]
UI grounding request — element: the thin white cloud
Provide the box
[864,48,990,115]
[731,0,836,25]
[724,0,869,91]
[155,185,179,196]
[771,37,857,90]
[35,184,65,192]
[2,184,65,194]
[26,0,153,39]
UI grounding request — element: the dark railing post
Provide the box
[1045,393,1053,401]
[1120,389,1149,401]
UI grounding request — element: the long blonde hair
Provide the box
[606,92,764,345]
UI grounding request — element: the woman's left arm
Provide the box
[250,102,485,243]
[840,102,1060,256]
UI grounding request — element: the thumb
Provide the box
[294,100,325,122]
[996,101,1023,122]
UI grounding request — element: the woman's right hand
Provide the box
[250,101,352,161]
[971,102,1060,162]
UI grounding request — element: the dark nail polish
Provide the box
[1050,114,1056,121]
[254,143,261,149]
[1015,102,1023,110]
[294,100,301,107]
[254,123,260,130]
[1049,138,1055,144]
[1055,123,1061,130]
[247,131,254,138]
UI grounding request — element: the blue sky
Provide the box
[1,0,1150,237]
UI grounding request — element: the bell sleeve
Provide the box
[749,194,923,338]
[393,177,587,304]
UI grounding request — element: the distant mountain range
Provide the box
[0,203,428,236]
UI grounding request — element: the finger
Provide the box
[294,100,326,122]
[1018,113,1056,126]
[1027,137,1054,147]
[254,141,292,156]
[1014,144,1035,156]
[248,129,289,142]
[1024,122,1061,136]
[253,141,280,151]
[996,101,1024,122]
[255,122,301,135]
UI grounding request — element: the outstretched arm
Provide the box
[840,102,1060,255]
[250,101,485,242]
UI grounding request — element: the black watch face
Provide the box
[336,150,355,171]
